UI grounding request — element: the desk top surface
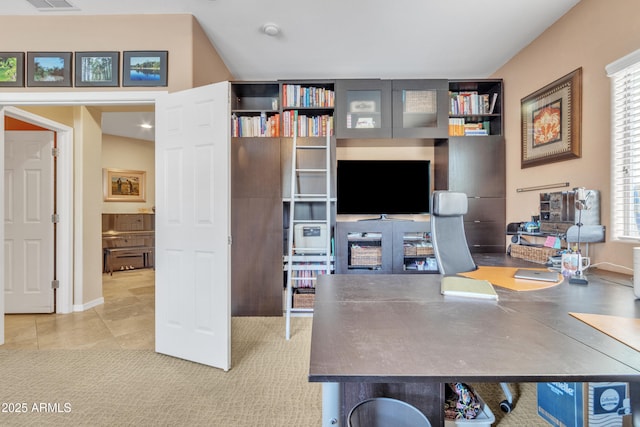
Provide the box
[308,264,640,384]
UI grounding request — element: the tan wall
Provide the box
[0,14,233,92]
[101,134,155,214]
[1,14,232,307]
[74,106,104,305]
[191,16,234,86]
[494,0,640,273]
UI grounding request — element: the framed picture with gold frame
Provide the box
[103,168,146,202]
[521,68,582,168]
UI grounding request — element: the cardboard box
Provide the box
[537,382,631,427]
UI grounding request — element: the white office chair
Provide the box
[430,190,514,413]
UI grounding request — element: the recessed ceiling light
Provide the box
[140,123,153,129]
[262,23,281,37]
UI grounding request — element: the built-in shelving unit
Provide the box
[435,79,505,253]
[230,78,505,316]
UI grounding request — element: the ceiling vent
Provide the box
[26,0,79,11]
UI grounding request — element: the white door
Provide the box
[4,131,54,313]
[155,82,231,370]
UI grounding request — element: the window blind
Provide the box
[607,49,640,241]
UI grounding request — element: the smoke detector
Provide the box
[262,23,281,37]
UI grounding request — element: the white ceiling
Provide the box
[2,0,582,139]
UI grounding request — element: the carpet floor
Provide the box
[0,316,547,426]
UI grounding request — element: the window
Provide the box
[606,49,640,241]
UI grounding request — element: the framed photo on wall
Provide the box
[0,52,25,87]
[75,51,119,87]
[27,51,73,87]
[103,168,147,202]
[521,68,582,168]
[122,50,168,87]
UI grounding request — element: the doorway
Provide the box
[0,91,165,345]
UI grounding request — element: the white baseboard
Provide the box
[73,297,104,312]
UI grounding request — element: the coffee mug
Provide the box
[561,253,590,276]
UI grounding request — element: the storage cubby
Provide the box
[336,220,436,274]
[448,79,503,136]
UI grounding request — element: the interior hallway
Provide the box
[1,270,155,350]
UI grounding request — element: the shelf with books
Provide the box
[281,110,334,137]
[281,82,335,109]
[448,79,503,137]
[280,81,335,138]
[231,82,281,137]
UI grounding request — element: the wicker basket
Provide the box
[293,292,315,309]
[404,244,417,256]
[510,244,558,264]
[416,245,434,256]
[350,245,382,266]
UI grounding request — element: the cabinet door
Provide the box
[232,137,281,198]
[392,79,449,138]
[335,79,392,139]
[446,136,505,197]
[231,137,283,315]
[464,221,506,253]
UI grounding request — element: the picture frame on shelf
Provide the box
[103,168,146,202]
[0,52,25,87]
[26,51,72,87]
[122,50,167,87]
[521,68,582,168]
[75,51,119,87]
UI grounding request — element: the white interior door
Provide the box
[155,82,231,370]
[4,130,54,313]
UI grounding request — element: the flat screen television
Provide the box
[336,160,430,216]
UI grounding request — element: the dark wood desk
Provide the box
[309,266,640,426]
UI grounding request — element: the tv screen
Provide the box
[336,160,430,216]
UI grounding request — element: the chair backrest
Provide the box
[430,191,477,275]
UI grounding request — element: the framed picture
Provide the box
[122,50,168,87]
[0,52,25,87]
[521,68,582,168]
[75,51,119,87]
[103,168,146,202]
[26,51,73,87]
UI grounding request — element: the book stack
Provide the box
[448,118,490,136]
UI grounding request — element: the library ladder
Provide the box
[285,119,333,340]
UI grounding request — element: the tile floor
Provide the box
[2,269,155,350]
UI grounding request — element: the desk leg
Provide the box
[631,381,640,427]
[322,382,341,426]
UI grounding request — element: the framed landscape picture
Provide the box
[27,51,72,87]
[0,52,25,87]
[103,168,146,202]
[75,51,119,87]
[122,50,168,87]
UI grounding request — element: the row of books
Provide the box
[282,110,334,137]
[449,118,490,136]
[449,91,498,115]
[282,84,335,108]
[231,112,279,137]
[231,111,335,137]
[290,269,319,288]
